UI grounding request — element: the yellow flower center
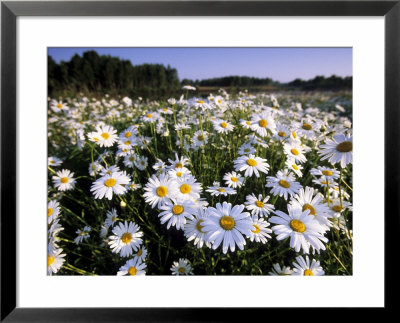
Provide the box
[176,172,182,177]
[111,216,116,222]
[197,135,205,141]
[147,113,153,118]
[256,200,264,208]
[304,269,314,276]
[124,131,132,138]
[93,137,100,141]
[220,216,235,230]
[178,267,186,274]
[302,203,316,216]
[278,131,286,137]
[121,232,132,244]
[302,123,313,130]
[48,208,53,217]
[137,249,143,257]
[247,158,257,166]
[231,177,238,182]
[290,219,306,233]
[246,121,251,125]
[163,108,168,111]
[129,156,134,162]
[60,177,69,184]
[156,186,168,197]
[180,184,191,194]
[197,100,205,104]
[104,178,117,187]
[279,179,290,188]
[332,205,343,212]
[48,256,55,266]
[244,148,250,152]
[217,188,225,192]
[124,141,131,145]
[101,132,110,139]
[292,131,297,139]
[175,162,183,168]
[172,205,184,215]
[336,141,352,152]
[252,224,260,234]
[322,170,333,176]
[128,266,137,276]
[291,148,299,156]
[220,122,228,128]
[292,164,299,170]
[196,219,205,233]
[57,103,63,109]
[258,119,268,127]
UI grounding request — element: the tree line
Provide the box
[48,50,352,98]
[48,51,181,98]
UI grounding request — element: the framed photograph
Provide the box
[1,0,398,321]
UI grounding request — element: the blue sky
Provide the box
[48,47,352,83]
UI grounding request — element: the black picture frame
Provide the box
[1,0,398,321]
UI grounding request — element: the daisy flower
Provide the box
[247,215,272,244]
[47,200,60,224]
[168,153,190,170]
[117,257,146,276]
[268,263,293,276]
[168,167,191,179]
[108,221,143,257]
[132,246,148,263]
[269,207,328,254]
[244,193,275,217]
[105,208,118,228]
[289,187,332,229]
[126,182,142,192]
[285,159,304,177]
[52,169,75,191]
[90,171,130,200]
[203,202,253,254]
[174,175,202,201]
[192,130,209,147]
[171,258,194,275]
[123,154,136,168]
[184,207,211,249]
[295,119,322,139]
[47,248,66,275]
[250,111,276,137]
[74,226,91,244]
[206,182,236,197]
[273,124,290,141]
[50,100,69,113]
[119,126,138,140]
[182,85,196,91]
[312,177,338,188]
[87,124,118,147]
[283,141,307,164]
[237,143,256,156]
[223,171,244,189]
[134,155,148,171]
[88,161,104,176]
[310,166,340,181]
[142,111,158,123]
[318,133,353,168]
[291,255,325,276]
[152,159,167,173]
[240,119,253,129]
[266,170,302,200]
[48,156,62,167]
[158,198,196,230]
[233,154,269,178]
[99,165,120,177]
[143,174,178,208]
[327,198,352,218]
[212,119,234,134]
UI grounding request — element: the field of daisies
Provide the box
[47,88,353,276]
